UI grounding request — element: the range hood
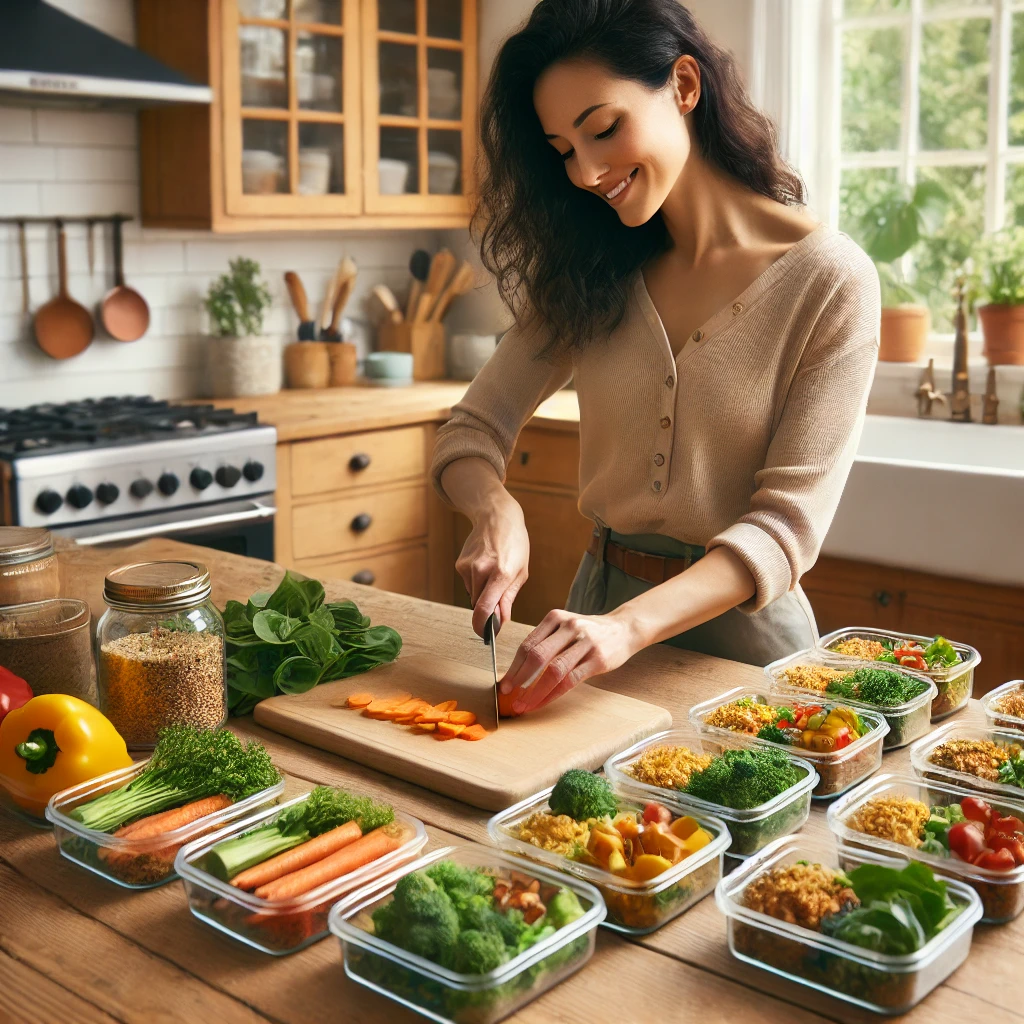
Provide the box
[0,0,212,109]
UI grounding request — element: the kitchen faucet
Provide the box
[950,272,971,422]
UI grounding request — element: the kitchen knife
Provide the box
[483,612,500,728]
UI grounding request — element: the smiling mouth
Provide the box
[604,168,638,201]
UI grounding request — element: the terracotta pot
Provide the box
[878,306,929,363]
[977,303,1024,365]
[284,341,330,388]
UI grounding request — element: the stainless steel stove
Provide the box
[0,397,277,556]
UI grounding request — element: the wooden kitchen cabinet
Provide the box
[136,0,477,231]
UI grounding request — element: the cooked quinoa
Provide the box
[625,744,715,789]
[782,664,850,693]
[928,738,1021,782]
[846,795,930,848]
[995,689,1024,720]
[832,638,886,660]
[742,863,858,930]
[515,812,590,856]
[705,699,779,734]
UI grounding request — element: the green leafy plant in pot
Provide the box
[971,227,1024,365]
[203,257,280,397]
[860,181,947,362]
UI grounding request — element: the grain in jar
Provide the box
[97,561,227,748]
[0,528,60,606]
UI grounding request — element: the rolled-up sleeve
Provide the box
[430,321,573,505]
[706,271,881,612]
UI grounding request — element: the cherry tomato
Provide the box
[990,814,1024,836]
[959,796,992,824]
[894,648,928,671]
[948,821,987,864]
[973,847,1017,872]
[642,802,672,826]
[987,835,1024,866]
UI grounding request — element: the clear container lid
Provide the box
[827,772,1024,888]
[765,649,937,719]
[0,598,89,640]
[329,843,606,992]
[603,724,818,825]
[981,680,1024,732]
[910,722,1024,801]
[715,833,982,971]
[817,627,980,683]
[0,526,55,566]
[103,560,212,611]
[487,786,730,895]
[688,687,889,765]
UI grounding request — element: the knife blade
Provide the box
[483,612,500,727]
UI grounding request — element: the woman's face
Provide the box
[534,57,698,227]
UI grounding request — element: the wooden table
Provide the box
[2,539,1020,1024]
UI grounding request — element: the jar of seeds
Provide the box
[96,561,226,749]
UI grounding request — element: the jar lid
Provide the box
[0,598,89,640]
[103,560,212,611]
[0,527,55,567]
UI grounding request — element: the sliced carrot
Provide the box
[414,710,449,724]
[363,711,390,720]
[447,711,476,726]
[459,724,487,741]
[230,820,362,890]
[380,699,427,721]
[345,693,374,709]
[395,714,425,724]
[366,694,410,714]
[433,700,458,713]
[437,721,465,739]
[414,723,437,732]
[434,730,455,740]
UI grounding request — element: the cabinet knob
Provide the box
[349,452,371,472]
[874,590,892,608]
[351,569,376,586]
[519,451,530,466]
[351,513,373,532]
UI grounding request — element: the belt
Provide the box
[586,531,699,585]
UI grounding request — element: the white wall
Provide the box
[0,0,440,407]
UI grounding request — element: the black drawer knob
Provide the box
[874,590,892,608]
[351,570,376,586]
[349,452,371,472]
[350,513,373,532]
[520,451,530,465]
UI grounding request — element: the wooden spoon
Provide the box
[415,248,456,322]
[323,257,358,341]
[370,284,403,324]
[34,221,94,360]
[429,260,475,322]
[100,218,150,342]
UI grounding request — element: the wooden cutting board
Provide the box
[253,653,673,811]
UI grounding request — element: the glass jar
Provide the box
[0,527,60,606]
[96,561,227,749]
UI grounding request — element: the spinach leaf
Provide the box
[252,609,302,644]
[820,898,928,955]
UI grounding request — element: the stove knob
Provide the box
[96,482,120,505]
[66,484,94,509]
[190,467,213,491]
[216,465,242,488]
[158,472,180,496]
[243,460,265,482]
[129,478,154,499]
[35,489,63,515]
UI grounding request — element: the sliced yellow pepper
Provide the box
[0,694,132,819]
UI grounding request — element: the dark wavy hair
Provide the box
[474,0,806,353]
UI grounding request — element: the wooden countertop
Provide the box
[3,539,1018,1024]
[194,382,581,441]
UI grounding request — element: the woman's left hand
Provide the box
[498,608,641,715]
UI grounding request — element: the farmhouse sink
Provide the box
[821,415,1024,587]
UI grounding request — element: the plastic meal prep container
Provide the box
[487,785,730,934]
[982,679,1024,734]
[765,649,936,751]
[329,843,606,1024]
[44,759,286,890]
[910,723,1024,801]
[174,794,427,955]
[688,687,889,800]
[827,772,1024,924]
[817,627,979,722]
[603,724,818,857]
[715,833,983,1015]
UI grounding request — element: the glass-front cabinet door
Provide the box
[222,0,362,216]
[362,0,476,215]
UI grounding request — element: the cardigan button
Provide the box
[653,480,662,492]
[665,375,674,388]
[653,454,665,466]
[691,329,703,342]
[659,416,671,429]
[732,302,744,314]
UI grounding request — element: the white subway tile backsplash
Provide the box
[34,109,137,148]
[40,181,139,218]
[0,184,42,218]
[0,144,57,182]
[56,146,138,183]
[0,109,35,144]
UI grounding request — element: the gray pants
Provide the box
[565,527,818,667]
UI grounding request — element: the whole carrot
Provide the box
[121,794,232,841]
[254,823,405,901]
[231,820,362,891]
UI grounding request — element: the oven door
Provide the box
[52,497,276,561]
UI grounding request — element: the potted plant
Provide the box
[203,257,280,397]
[859,181,947,362]
[972,227,1024,365]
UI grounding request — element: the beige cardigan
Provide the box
[430,225,881,611]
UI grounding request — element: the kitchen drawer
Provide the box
[289,426,427,497]
[505,428,579,490]
[292,484,427,560]
[294,545,428,599]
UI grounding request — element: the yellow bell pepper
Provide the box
[0,694,132,819]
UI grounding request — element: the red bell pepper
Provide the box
[973,847,1017,872]
[0,666,32,727]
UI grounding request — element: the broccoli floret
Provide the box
[370,899,399,940]
[516,921,555,954]
[826,667,925,707]
[451,929,509,973]
[457,894,500,933]
[385,869,461,966]
[756,724,793,746]
[426,861,495,902]
[392,870,441,917]
[548,769,618,821]
[492,906,527,946]
[684,747,802,809]
[545,888,585,929]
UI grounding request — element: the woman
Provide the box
[431,0,880,716]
